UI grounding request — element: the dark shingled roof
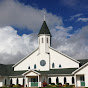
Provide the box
[78,59,88,66]
[38,21,51,35]
[0,64,78,76]
[0,64,26,76]
[37,68,78,75]
[1,59,88,76]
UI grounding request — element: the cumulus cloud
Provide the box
[0,26,38,64]
[51,25,88,59]
[0,0,88,64]
[77,18,88,22]
[0,0,63,31]
[0,0,63,64]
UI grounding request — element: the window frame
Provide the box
[34,64,36,69]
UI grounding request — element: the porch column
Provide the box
[74,75,77,87]
[24,76,26,87]
[38,75,39,87]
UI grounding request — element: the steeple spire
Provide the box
[38,13,51,36]
[44,12,45,21]
[38,21,51,36]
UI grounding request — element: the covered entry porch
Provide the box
[22,70,41,87]
[76,75,85,87]
[27,76,39,87]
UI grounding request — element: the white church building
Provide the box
[0,19,88,87]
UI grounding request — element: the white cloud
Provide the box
[70,14,83,20]
[0,0,63,31]
[51,25,88,59]
[1,23,88,64]
[0,26,38,64]
[77,18,88,22]
[65,13,83,21]
[0,0,88,64]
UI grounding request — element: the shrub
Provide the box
[42,82,47,87]
[63,84,66,87]
[57,83,62,85]
[58,84,62,87]
[69,85,75,88]
[50,83,55,85]
[65,83,69,86]
[13,84,21,88]
[9,84,15,87]
[57,83,62,87]
[2,85,7,88]
[21,85,24,87]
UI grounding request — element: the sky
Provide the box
[0,0,88,64]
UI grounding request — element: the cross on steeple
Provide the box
[44,12,45,21]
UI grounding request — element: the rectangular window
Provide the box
[80,75,85,81]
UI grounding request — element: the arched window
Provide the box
[23,78,25,86]
[59,64,61,67]
[34,64,36,69]
[10,78,12,85]
[28,66,30,69]
[64,77,66,84]
[56,77,59,84]
[47,38,48,43]
[42,38,43,43]
[16,78,19,84]
[49,78,51,84]
[72,77,75,84]
[52,63,55,68]
[5,79,6,85]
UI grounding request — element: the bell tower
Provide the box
[38,15,51,53]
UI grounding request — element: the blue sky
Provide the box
[17,0,88,35]
[0,0,88,64]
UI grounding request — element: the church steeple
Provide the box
[38,18,51,53]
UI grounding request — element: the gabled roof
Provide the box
[0,64,77,76]
[38,21,51,36]
[49,47,80,63]
[78,59,88,66]
[72,61,88,74]
[22,69,40,76]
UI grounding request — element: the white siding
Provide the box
[49,48,79,69]
[0,77,4,87]
[14,49,39,71]
[48,76,74,85]
[75,64,88,87]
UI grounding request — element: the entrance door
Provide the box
[80,75,85,86]
[31,77,38,87]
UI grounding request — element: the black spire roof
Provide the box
[38,21,51,36]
